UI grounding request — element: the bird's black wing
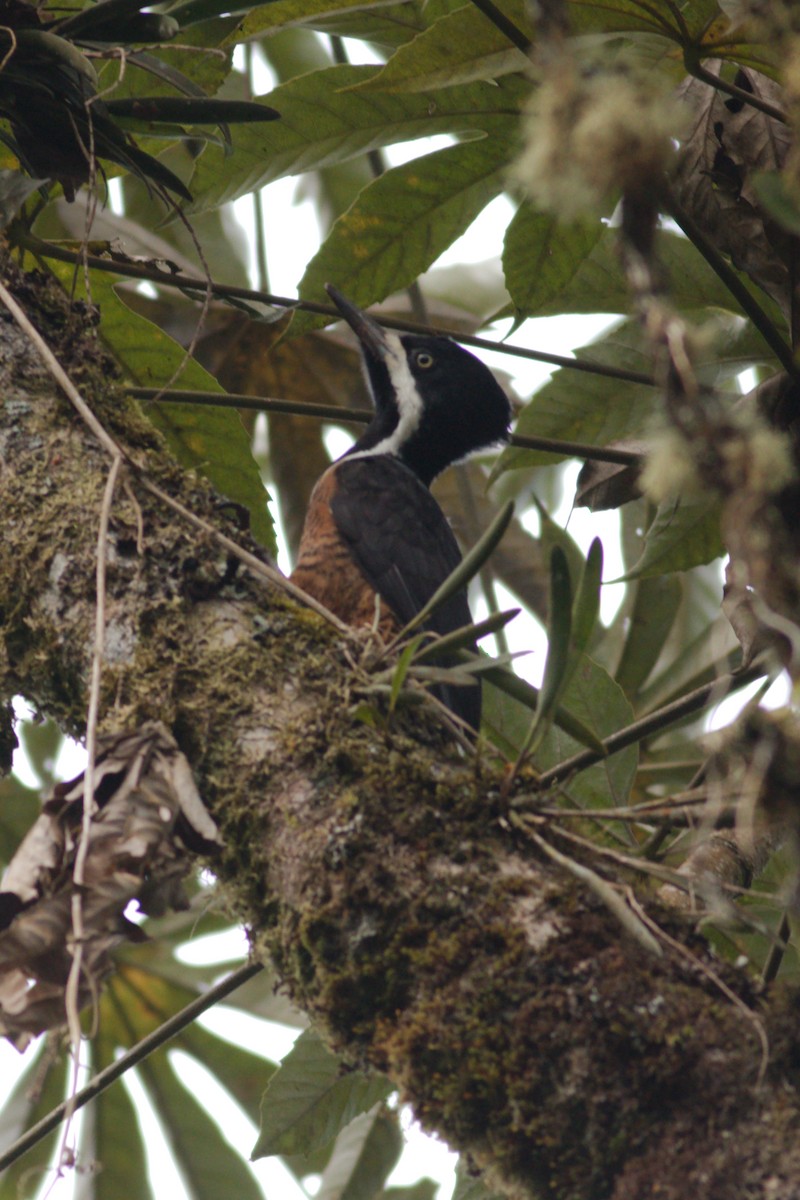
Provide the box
[331,455,480,730]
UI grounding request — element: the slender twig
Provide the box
[535,666,763,789]
[125,387,647,466]
[0,962,265,1174]
[130,388,373,424]
[665,195,796,375]
[18,233,656,386]
[468,0,531,53]
[762,911,791,985]
[687,60,787,124]
[60,454,123,1170]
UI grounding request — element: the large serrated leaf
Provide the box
[499,225,786,321]
[503,204,604,319]
[534,654,638,808]
[187,65,527,212]
[567,0,681,37]
[253,1029,392,1159]
[620,497,724,581]
[347,1,530,93]
[495,320,654,475]
[317,1105,402,1200]
[296,137,512,331]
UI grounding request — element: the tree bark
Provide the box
[2,260,800,1200]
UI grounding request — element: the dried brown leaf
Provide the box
[0,722,219,1048]
[673,65,794,316]
[575,440,649,511]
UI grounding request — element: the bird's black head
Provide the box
[327,285,512,486]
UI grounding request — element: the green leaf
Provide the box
[187,65,527,212]
[534,655,638,808]
[176,1022,278,1126]
[229,0,426,44]
[96,22,235,101]
[567,0,681,38]
[621,498,724,580]
[534,498,586,608]
[571,538,603,656]
[480,662,604,755]
[317,1105,402,1200]
[516,545,573,759]
[413,608,521,662]
[296,137,512,330]
[253,1029,392,1159]
[614,575,682,698]
[139,1052,264,1200]
[494,320,654,475]
[348,1,530,92]
[502,204,605,319]
[103,97,280,124]
[43,261,276,553]
[499,226,782,321]
[390,636,426,713]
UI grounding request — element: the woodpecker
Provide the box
[290,286,512,731]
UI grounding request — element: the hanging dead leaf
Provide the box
[0,722,220,1049]
[575,440,648,511]
[673,65,794,317]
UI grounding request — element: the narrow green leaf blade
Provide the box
[413,608,521,662]
[79,1053,155,1200]
[571,537,603,657]
[390,636,426,713]
[519,544,573,755]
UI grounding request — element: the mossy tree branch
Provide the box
[3,262,800,1200]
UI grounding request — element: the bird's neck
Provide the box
[349,414,450,488]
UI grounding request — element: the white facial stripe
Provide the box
[360,332,423,458]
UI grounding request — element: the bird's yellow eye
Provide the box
[415,351,434,369]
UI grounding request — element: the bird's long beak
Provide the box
[325,284,390,361]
